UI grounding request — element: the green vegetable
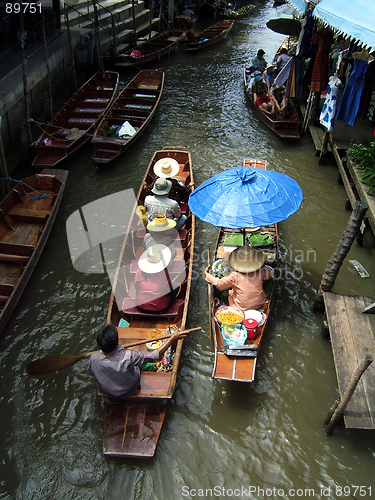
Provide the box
[249,232,274,246]
[348,139,375,195]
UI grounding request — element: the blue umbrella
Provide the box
[188,167,303,228]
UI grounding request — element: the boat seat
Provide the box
[121,298,183,317]
[0,253,30,264]
[136,228,187,240]
[67,117,97,124]
[98,372,171,400]
[7,207,50,221]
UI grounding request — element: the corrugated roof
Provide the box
[313,0,375,49]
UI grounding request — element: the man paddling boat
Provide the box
[87,324,187,397]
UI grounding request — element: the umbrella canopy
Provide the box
[188,167,303,228]
[266,18,302,37]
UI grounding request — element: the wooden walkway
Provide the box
[324,292,375,430]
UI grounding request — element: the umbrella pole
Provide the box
[242,228,246,246]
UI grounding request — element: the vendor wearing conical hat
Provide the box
[135,244,178,314]
[204,245,273,311]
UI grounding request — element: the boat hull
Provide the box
[0,169,68,336]
[91,70,164,164]
[115,31,185,68]
[32,72,119,167]
[185,20,234,52]
[210,159,279,383]
[102,147,195,457]
[243,69,300,139]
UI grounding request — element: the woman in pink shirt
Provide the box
[205,245,272,311]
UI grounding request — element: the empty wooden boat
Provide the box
[115,31,185,68]
[0,170,68,335]
[32,72,119,167]
[184,19,234,52]
[102,147,195,458]
[243,68,300,139]
[208,159,279,382]
[91,70,164,164]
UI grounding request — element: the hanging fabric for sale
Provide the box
[336,49,374,126]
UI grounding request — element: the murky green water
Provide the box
[1,3,375,499]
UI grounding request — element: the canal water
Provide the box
[1,3,375,499]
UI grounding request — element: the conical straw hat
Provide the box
[228,245,265,273]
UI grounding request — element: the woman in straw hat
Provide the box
[135,244,178,314]
[204,245,273,311]
[144,214,178,260]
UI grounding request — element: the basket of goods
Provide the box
[212,259,232,278]
[215,305,245,325]
[221,323,247,346]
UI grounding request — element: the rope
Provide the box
[0,177,50,201]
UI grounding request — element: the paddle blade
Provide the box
[27,352,92,376]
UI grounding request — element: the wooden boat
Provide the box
[32,72,119,168]
[243,68,300,139]
[218,3,255,19]
[102,147,195,458]
[184,19,234,52]
[115,30,185,69]
[174,14,197,28]
[91,70,164,164]
[0,170,68,336]
[208,159,278,382]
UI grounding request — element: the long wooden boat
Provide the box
[115,30,185,69]
[208,159,278,383]
[243,68,300,139]
[184,19,234,52]
[102,147,195,458]
[32,72,119,168]
[91,70,164,164]
[0,170,68,336]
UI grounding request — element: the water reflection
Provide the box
[1,2,375,499]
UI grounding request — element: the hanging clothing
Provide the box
[310,30,333,92]
[319,78,340,131]
[336,58,369,126]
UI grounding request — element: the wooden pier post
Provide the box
[313,201,368,313]
[325,354,373,435]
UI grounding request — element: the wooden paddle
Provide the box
[27,327,201,376]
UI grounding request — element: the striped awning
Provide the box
[313,0,375,49]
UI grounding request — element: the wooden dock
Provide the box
[323,292,375,430]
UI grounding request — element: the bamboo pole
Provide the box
[326,354,373,435]
[65,9,78,91]
[313,201,368,313]
[41,8,53,120]
[19,13,33,157]
[131,0,137,44]
[0,116,11,198]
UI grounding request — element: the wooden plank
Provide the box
[332,146,357,208]
[346,155,375,237]
[98,372,172,400]
[103,403,167,458]
[324,292,375,429]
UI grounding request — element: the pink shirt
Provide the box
[205,267,272,311]
[134,268,171,311]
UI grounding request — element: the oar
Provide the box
[27,327,201,376]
